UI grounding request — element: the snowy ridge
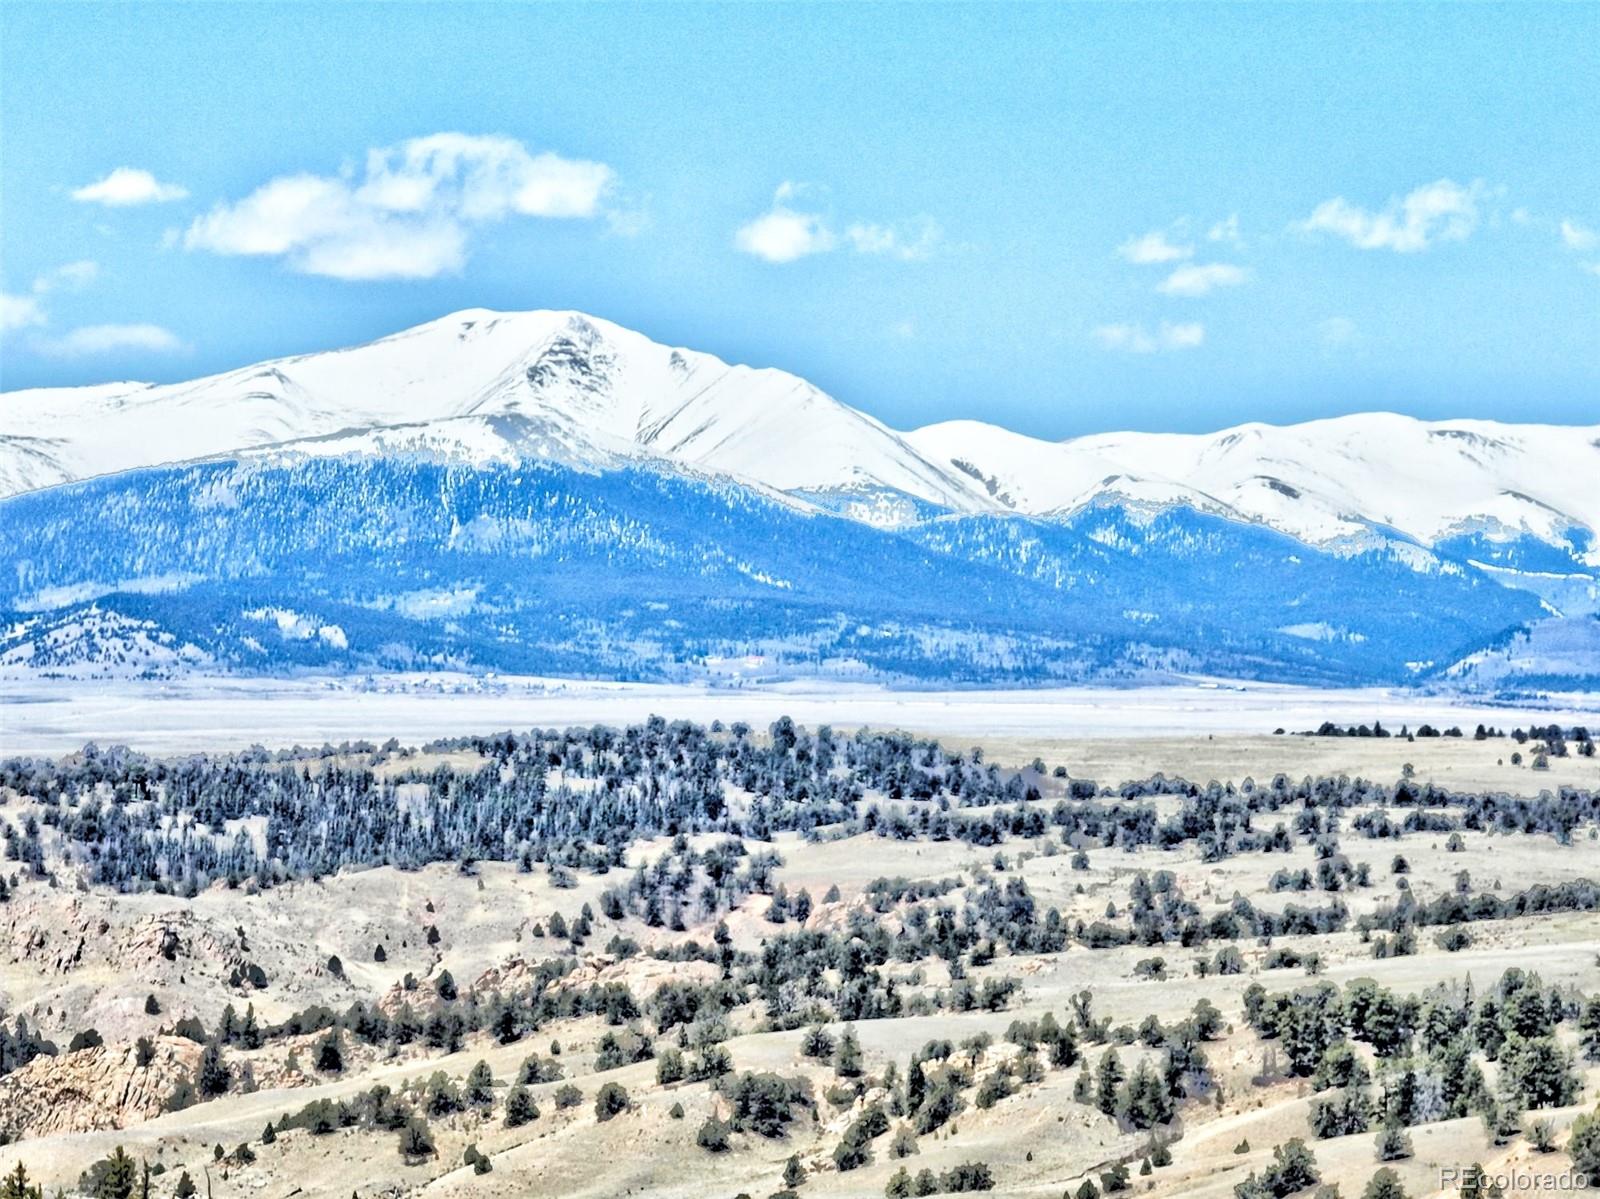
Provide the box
[908,415,1600,561]
[0,607,214,679]
[6,308,1597,565]
[0,309,990,520]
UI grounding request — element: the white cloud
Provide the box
[33,260,99,292]
[2,260,185,361]
[734,202,836,264]
[1092,321,1205,353]
[846,217,941,261]
[1207,214,1242,246]
[1560,219,1598,252]
[1,292,46,332]
[184,133,615,280]
[1,260,104,336]
[356,133,612,220]
[36,323,186,357]
[72,167,189,206]
[604,203,652,238]
[1118,229,1192,264]
[1299,178,1485,252]
[1156,262,1248,297]
[735,184,938,265]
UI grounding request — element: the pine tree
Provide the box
[1374,1127,1412,1161]
[1096,1048,1125,1115]
[1,1162,43,1199]
[86,1147,138,1199]
[504,1083,538,1127]
[465,1059,494,1105]
[197,1041,229,1095]
[1361,1168,1408,1199]
[907,1056,927,1112]
[834,1025,864,1078]
[398,1114,435,1159]
[314,1029,344,1073]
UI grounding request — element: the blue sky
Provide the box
[2,2,1596,437]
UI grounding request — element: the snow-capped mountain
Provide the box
[0,309,986,514]
[5,308,1597,561]
[1,308,1595,689]
[907,416,1600,561]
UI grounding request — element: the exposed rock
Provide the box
[0,1035,201,1138]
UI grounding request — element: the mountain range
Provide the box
[3,309,1596,690]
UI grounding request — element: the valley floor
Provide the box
[2,674,1597,757]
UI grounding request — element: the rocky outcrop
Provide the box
[0,1035,200,1139]
[2,893,243,980]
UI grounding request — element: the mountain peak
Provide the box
[4,310,1598,561]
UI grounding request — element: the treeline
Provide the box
[1244,967,1593,1144]
[5,718,1600,906]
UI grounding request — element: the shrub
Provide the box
[940,1160,996,1192]
[1568,1108,1600,1177]
[594,1082,630,1121]
[656,1047,686,1085]
[553,1084,583,1109]
[397,1115,435,1160]
[834,1104,890,1171]
[697,1115,732,1152]
[725,1071,811,1138]
[1360,1168,1406,1199]
[1374,1127,1412,1162]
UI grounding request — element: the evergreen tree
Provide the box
[314,1029,344,1073]
[1095,1048,1125,1115]
[1374,1127,1412,1162]
[0,1163,42,1199]
[84,1147,138,1199]
[834,1025,864,1078]
[197,1041,229,1095]
[398,1114,435,1159]
[1361,1169,1408,1199]
[504,1083,538,1127]
[594,1081,630,1121]
[465,1059,494,1105]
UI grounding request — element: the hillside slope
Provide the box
[2,308,1594,689]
